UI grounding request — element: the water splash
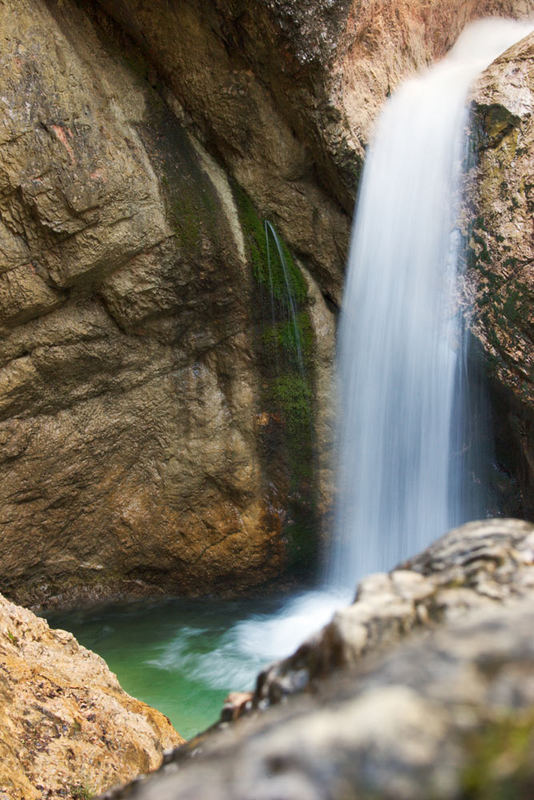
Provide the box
[326,18,533,591]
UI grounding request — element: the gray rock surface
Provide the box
[96,518,534,800]
[256,518,534,705]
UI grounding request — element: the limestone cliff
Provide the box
[0,0,305,606]
[0,592,182,800]
[467,31,534,517]
[1,0,533,606]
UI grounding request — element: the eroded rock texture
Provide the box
[95,0,534,302]
[0,592,182,800]
[467,31,534,518]
[0,0,287,606]
[1,0,533,605]
[98,519,534,800]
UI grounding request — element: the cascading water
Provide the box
[51,19,534,739]
[326,18,534,593]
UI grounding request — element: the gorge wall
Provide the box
[467,31,534,518]
[0,0,532,607]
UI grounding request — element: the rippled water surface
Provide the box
[45,590,343,740]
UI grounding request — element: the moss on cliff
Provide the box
[233,185,307,304]
[234,184,319,576]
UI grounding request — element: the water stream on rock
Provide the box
[264,219,305,373]
[49,19,533,740]
[326,18,533,591]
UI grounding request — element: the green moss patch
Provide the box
[233,184,319,577]
[462,713,534,799]
[271,374,313,434]
[234,185,307,304]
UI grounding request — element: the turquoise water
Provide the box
[45,590,343,740]
[45,597,275,739]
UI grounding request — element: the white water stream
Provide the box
[226,18,534,667]
[326,19,532,590]
[59,23,533,728]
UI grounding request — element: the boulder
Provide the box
[0,592,183,800]
[95,519,534,800]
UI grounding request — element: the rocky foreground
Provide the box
[1,519,534,798]
[98,518,534,799]
[0,595,183,800]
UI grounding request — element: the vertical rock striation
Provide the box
[467,31,534,517]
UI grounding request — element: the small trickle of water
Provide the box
[264,220,305,373]
[326,18,533,592]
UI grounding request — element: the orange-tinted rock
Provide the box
[0,592,183,800]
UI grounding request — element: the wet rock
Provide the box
[467,31,534,518]
[0,592,183,800]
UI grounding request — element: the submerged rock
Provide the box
[0,592,183,800]
[97,518,534,799]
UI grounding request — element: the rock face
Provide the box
[95,0,534,301]
[467,31,534,518]
[1,0,533,606]
[0,0,301,606]
[97,519,534,800]
[0,592,183,800]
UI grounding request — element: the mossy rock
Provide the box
[462,713,534,798]
[233,185,307,305]
[232,182,319,577]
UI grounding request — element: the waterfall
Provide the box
[326,19,533,592]
[136,20,533,696]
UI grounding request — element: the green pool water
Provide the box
[44,596,283,740]
[44,590,343,741]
